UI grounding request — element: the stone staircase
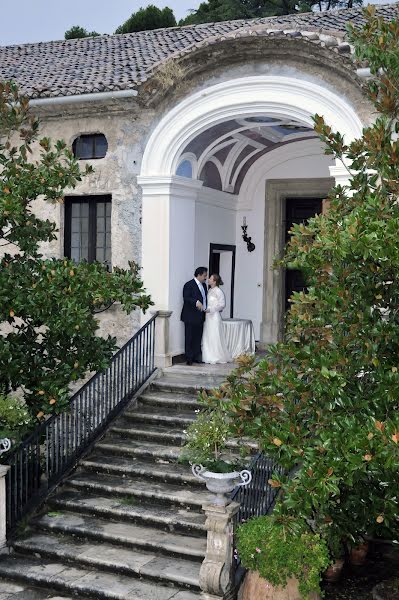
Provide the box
[0,367,229,600]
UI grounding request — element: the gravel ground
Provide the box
[322,543,399,600]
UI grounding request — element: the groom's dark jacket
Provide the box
[181,279,207,325]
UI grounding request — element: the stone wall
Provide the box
[27,99,156,346]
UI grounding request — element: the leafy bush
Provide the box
[181,409,235,472]
[199,7,399,588]
[0,82,152,419]
[237,515,330,599]
[0,395,33,444]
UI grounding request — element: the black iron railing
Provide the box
[231,453,285,582]
[233,453,284,523]
[4,313,157,535]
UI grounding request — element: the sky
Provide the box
[0,0,202,46]
[0,0,394,47]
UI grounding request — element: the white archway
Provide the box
[140,75,363,177]
[138,76,363,365]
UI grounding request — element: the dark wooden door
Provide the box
[285,198,323,310]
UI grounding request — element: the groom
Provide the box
[181,267,208,365]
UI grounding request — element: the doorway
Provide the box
[284,197,323,310]
[209,244,236,318]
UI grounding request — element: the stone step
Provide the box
[112,416,255,451]
[34,512,206,561]
[49,490,206,534]
[13,533,201,589]
[138,391,200,410]
[110,421,257,453]
[150,376,221,394]
[80,452,200,485]
[110,422,186,445]
[95,437,183,461]
[0,556,200,600]
[65,471,208,509]
[163,364,234,379]
[122,408,196,427]
[0,579,81,600]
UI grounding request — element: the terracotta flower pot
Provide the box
[324,558,345,583]
[350,542,369,566]
[238,570,320,600]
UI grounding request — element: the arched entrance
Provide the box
[138,76,363,364]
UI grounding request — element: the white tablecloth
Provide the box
[222,318,256,358]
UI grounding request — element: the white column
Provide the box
[0,465,9,551]
[138,175,203,359]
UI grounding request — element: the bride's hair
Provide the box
[211,273,223,286]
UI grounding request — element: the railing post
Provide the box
[199,500,240,599]
[150,310,173,368]
[0,465,10,552]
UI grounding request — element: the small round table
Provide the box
[222,318,256,359]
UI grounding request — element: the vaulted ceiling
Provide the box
[176,116,317,194]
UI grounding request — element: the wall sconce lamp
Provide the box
[241,216,256,252]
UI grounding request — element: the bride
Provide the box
[202,274,232,364]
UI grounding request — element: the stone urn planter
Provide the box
[238,570,320,600]
[192,464,252,505]
[324,558,345,583]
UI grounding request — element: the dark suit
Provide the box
[181,278,207,362]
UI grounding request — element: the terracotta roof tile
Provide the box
[0,3,398,99]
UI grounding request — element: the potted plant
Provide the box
[236,514,330,600]
[181,409,252,505]
[323,534,345,583]
[349,539,369,566]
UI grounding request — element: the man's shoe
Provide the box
[193,360,204,364]
[186,361,193,366]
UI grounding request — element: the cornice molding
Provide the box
[137,175,203,198]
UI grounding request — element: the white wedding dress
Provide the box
[202,287,232,364]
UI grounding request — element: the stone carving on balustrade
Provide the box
[0,439,11,456]
[199,501,240,600]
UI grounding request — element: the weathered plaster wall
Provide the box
[195,200,236,267]
[29,101,156,346]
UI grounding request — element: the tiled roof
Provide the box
[0,3,398,99]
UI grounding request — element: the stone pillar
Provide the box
[199,501,240,600]
[0,465,10,552]
[138,175,203,358]
[261,185,285,346]
[329,163,352,189]
[151,309,173,368]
